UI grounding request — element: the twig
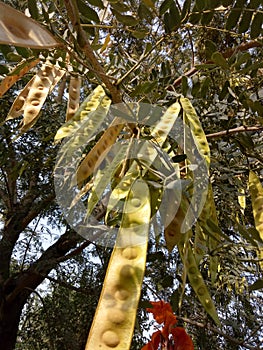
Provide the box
[206,125,263,139]
[168,40,263,90]
[116,36,165,87]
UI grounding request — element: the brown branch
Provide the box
[206,125,263,139]
[177,316,262,350]
[168,40,263,90]
[63,0,122,103]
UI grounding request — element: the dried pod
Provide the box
[66,75,82,121]
[0,2,61,48]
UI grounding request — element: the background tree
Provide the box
[0,0,262,349]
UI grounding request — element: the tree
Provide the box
[0,0,262,349]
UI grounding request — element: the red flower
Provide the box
[171,327,194,350]
[142,301,194,350]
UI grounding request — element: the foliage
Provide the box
[0,0,262,349]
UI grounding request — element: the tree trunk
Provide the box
[0,293,27,350]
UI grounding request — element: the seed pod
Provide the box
[0,58,40,98]
[164,205,185,252]
[85,179,151,350]
[180,97,210,167]
[0,2,61,49]
[178,235,220,326]
[7,78,35,120]
[76,122,123,186]
[249,171,263,269]
[54,85,107,142]
[66,75,82,121]
[20,63,64,132]
[198,183,221,284]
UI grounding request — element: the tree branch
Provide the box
[177,316,261,350]
[64,0,122,103]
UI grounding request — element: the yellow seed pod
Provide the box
[77,122,123,186]
[180,97,210,167]
[249,171,263,269]
[85,179,151,350]
[178,235,220,326]
[151,102,181,146]
[54,85,106,142]
[66,75,82,121]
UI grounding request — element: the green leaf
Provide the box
[201,11,214,25]
[181,0,191,21]
[159,0,173,15]
[211,51,229,69]
[222,0,234,6]
[87,0,105,9]
[6,52,22,62]
[111,9,139,26]
[238,9,253,33]
[0,64,9,74]
[196,0,206,11]
[248,279,263,291]
[77,0,100,23]
[27,0,39,19]
[226,8,242,30]
[251,12,263,39]
[130,30,149,39]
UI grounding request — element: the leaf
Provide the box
[238,9,253,33]
[77,0,100,23]
[85,179,151,349]
[211,51,229,69]
[100,33,111,53]
[250,12,263,39]
[225,0,246,30]
[27,0,39,19]
[111,9,139,26]
[66,75,82,121]
[87,0,105,9]
[0,2,61,49]
[181,0,191,21]
[248,279,263,291]
[159,0,173,16]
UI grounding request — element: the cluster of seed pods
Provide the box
[85,179,151,350]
